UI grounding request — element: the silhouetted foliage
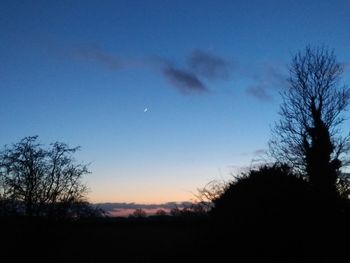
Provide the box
[270,46,350,197]
[211,164,314,227]
[195,180,227,211]
[208,163,350,262]
[0,136,94,218]
[167,203,208,219]
[337,172,350,199]
[169,206,182,217]
[155,209,167,216]
[186,203,208,217]
[131,208,147,218]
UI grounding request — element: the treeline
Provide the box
[1,46,350,222]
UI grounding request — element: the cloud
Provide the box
[95,202,193,217]
[246,85,273,101]
[71,45,121,69]
[69,46,233,95]
[187,49,233,80]
[245,64,288,102]
[148,55,209,94]
[150,51,233,94]
[162,66,208,94]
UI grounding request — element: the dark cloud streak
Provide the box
[163,66,208,94]
[188,49,233,80]
[96,202,192,212]
[245,64,288,102]
[72,46,121,69]
[70,46,233,95]
[246,85,273,101]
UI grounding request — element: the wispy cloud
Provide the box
[246,85,273,101]
[245,64,288,102]
[151,49,232,95]
[148,55,209,94]
[71,45,121,69]
[96,202,192,217]
[69,45,233,95]
[162,66,208,94]
[187,49,233,80]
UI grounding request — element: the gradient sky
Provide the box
[1,0,350,203]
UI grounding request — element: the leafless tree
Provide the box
[195,180,227,211]
[0,136,90,217]
[270,46,350,195]
[132,208,147,218]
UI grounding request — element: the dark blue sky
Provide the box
[1,0,350,203]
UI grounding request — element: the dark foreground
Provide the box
[1,213,349,263]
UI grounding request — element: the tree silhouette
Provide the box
[0,136,90,217]
[155,209,167,216]
[211,164,313,227]
[195,180,227,211]
[270,46,350,196]
[132,208,147,218]
[209,164,348,262]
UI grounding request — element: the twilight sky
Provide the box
[1,0,350,203]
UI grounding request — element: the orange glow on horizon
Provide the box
[88,190,195,204]
[87,177,204,204]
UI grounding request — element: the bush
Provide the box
[211,164,313,227]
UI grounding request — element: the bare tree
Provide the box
[270,46,350,196]
[195,180,227,211]
[132,208,147,218]
[0,136,90,217]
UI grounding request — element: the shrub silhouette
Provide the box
[211,164,314,228]
[155,209,167,216]
[210,164,350,262]
[131,208,147,218]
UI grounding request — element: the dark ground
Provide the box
[1,213,349,263]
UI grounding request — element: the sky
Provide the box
[1,0,350,204]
